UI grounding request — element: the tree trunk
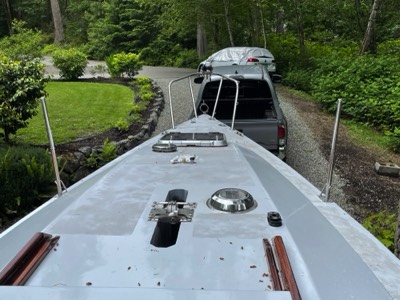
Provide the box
[254,0,267,48]
[1,0,12,34]
[295,0,305,55]
[222,0,235,46]
[49,0,64,44]
[275,8,285,34]
[359,0,380,55]
[197,23,207,57]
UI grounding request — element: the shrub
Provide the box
[0,20,44,60]
[363,211,396,252]
[311,54,400,146]
[0,145,54,213]
[174,49,199,68]
[113,118,129,132]
[84,139,117,169]
[0,56,47,142]
[52,48,88,80]
[106,52,143,79]
[283,68,314,93]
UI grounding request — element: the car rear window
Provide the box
[199,79,275,119]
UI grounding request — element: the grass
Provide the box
[341,119,398,160]
[15,81,134,144]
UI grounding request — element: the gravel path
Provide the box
[278,93,348,205]
[144,67,348,204]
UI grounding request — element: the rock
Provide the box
[79,146,92,156]
[374,162,400,177]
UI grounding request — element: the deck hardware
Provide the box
[148,201,196,223]
[158,132,227,147]
[152,143,177,152]
[267,211,282,227]
[207,188,257,213]
[0,232,59,286]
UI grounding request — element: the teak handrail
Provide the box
[263,238,282,291]
[0,232,59,286]
[273,235,302,300]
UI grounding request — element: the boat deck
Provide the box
[0,115,398,299]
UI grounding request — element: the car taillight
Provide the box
[247,57,259,62]
[278,124,286,146]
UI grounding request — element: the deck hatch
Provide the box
[207,188,257,212]
[158,132,227,147]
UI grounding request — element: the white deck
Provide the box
[0,115,399,299]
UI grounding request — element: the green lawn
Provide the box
[16,81,134,144]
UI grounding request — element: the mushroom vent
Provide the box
[207,188,257,213]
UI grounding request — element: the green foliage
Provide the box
[0,56,47,142]
[363,211,397,252]
[283,69,314,93]
[84,138,117,168]
[311,54,400,135]
[174,49,199,68]
[0,20,44,60]
[310,53,400,152]
[113,118,129,132]
[106,52,143,79]
[52,48,88,80]
[378,39,400,55]
[0,145,54,213]
[386,127,400,152]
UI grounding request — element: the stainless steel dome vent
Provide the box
[207,188,257,213]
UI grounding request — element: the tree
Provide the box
[50,0,64,43]
[0,57,47,142]
[0,0,12,34]
[360,0,381,55]
[222,0,234,46]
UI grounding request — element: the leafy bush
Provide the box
[113,118,129,132]
[283,68,314,93]
[0,145,54,213]
[386,127,400,152]
[174,49,199,68]
[363,211,396,252]
[84,139,117,168]
[0,56,47,142]
[0,20,44,60]
[311,54,400,150]
[52,48,88,80]
[106,52,143,79]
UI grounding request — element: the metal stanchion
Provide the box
[40,97,63,197]
[320,98,342,201]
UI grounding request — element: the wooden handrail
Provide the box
[263,238,282,291]
[273,235,302,300]
[0,232,59,285]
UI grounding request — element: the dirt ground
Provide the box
[277,86,400,223]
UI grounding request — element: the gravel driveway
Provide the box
[141,67,347,204]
